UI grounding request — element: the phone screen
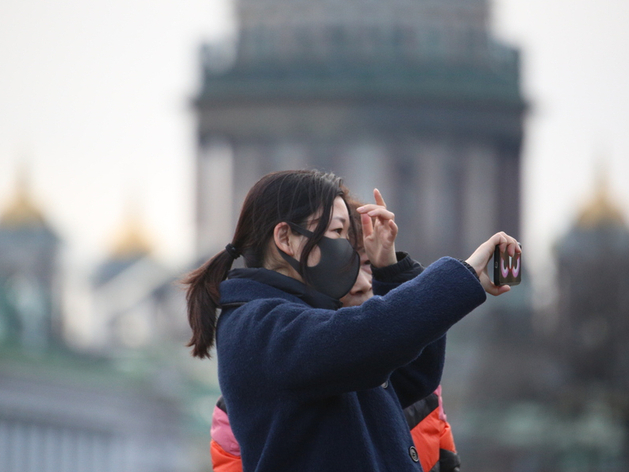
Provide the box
[493,246,521,286]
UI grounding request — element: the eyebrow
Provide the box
[309,215,347,227]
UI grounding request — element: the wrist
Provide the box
[460,259,480,279]
[370,251,398,269]
[383,252,398,268]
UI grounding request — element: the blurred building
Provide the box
[555,179,629,392]
[0,172,61,350]
[549,178,629,469]
[194,1,528,471]
[193,1,624,471]
[91,211,188,351]
[194,0,525,263]
[452,176,629,472]
[0,176,217,472]
[440,175,629,472]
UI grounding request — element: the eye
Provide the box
[327,226,344,237]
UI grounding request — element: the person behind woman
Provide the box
[186,169,519,471]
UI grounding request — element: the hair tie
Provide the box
[225,243,240,259]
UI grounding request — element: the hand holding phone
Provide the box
[466,232,520,296]
[493,245,521,286]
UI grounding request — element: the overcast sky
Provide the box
[1,0,628,299]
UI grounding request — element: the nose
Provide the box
[350,269,372,295]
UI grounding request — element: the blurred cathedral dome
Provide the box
[94,205,154,287]
[0,169,50,230]
[576,175,626,229]
[554,166,629,394]
[0,166,61,350]
[109,211,153,259]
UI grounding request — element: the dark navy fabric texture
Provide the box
[216,256,486,472]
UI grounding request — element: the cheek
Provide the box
[306,245,321,267]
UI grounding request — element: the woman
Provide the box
[209,243,374,472]
[209,246,462,472]
[186,169,519,471]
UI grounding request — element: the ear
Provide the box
[273,222,299,258]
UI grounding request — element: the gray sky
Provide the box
[0,0,235,268]
[1,0,628,298]
[494,0,629,296]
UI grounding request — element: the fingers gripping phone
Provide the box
[493,245,521,286]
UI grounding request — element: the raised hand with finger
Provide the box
[356,189,398,268]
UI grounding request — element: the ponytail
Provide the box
[184,247,237,359]
[184,169,350,359]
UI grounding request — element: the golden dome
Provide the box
[109,208,153,259]
[576,171,626,228]
[0,169,47,228]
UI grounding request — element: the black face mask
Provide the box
[278,223,360,300]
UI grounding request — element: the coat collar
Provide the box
[221,268,342,310]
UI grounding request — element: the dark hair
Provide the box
[184,170,353,358]
[346,197,365,250]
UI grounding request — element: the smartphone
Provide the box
[493,245,521,286]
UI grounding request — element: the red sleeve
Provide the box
[409,407,442,472]
[439,418,457,453]
[210,439,243,472]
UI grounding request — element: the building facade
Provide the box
[0,174,60,350]
[195,0,524,263]
[0,175,217,472]
[555,181,629,393]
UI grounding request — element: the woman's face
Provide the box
[309,197,373,306]
[307,196,351,239]
[301,196,351,266]
[278,196,364,300]
[340,249,373,307]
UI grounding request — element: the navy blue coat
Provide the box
[216,256,486,472]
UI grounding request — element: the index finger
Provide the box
[355,205,395,220]
[374,188,386,208]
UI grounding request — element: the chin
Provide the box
[340,293,372,308]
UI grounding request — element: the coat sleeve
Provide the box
[388,335,446,408]
[372,252,444,407]
[371,251,425,296]
[218,257,486,398]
